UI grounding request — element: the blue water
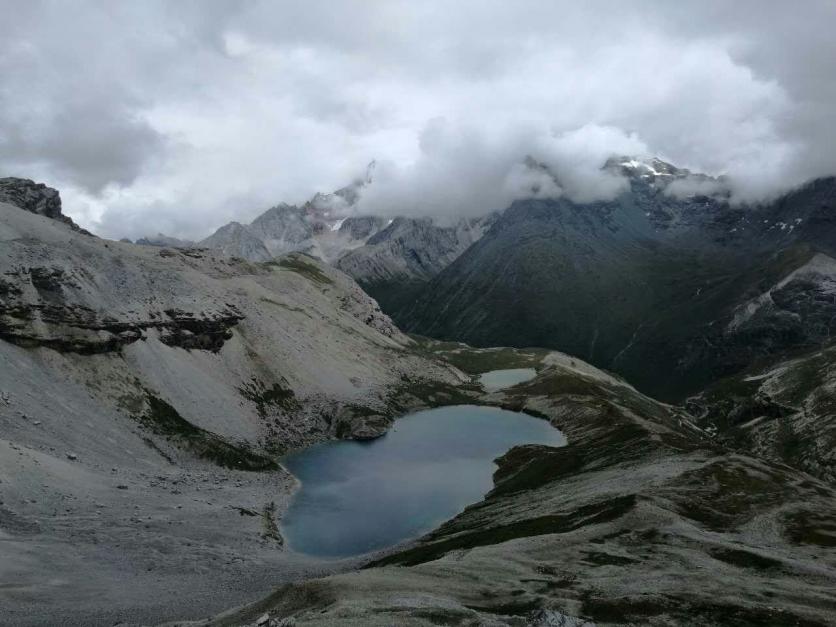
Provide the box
[479,368,537,391]
[281,404,565,558]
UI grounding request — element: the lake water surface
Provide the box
[479,368,537,391]
[281,404,565,558]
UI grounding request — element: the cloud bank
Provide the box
[0,1,834,238]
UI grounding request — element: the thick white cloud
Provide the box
[0,0,834,238]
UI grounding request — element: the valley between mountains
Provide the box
[1,174,836,627]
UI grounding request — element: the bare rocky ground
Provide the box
[2,194,835,626]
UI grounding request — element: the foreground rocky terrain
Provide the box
[193,343,836,626]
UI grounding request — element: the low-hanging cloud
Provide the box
[0,1,834,238]
[355,123,649,219]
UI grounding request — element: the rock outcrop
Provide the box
[0,176,87,232]
[199,220,273,261]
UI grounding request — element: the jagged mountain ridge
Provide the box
[396,159,836,401]
[130,172,501,307]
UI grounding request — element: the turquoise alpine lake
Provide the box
[280,404,565,558]
[479,368,537,391]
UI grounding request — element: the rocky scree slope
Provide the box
[399,158,836,402]
[0,191,464,625]
[201,344,836,627]
[688,341,836,485]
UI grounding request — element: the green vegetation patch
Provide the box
[270,255,333,285]
[387,378,483,411]
[709,547,783,571]
[140,391,277,471]
[490,445,585,497]
[784,510,836,547]
[238,377,299,418]
[261,501,283,544]
[464,598,543,617]
[369,495,636,567]
[582,595,828,627]
[582,551,639,566]
[410,335,548,374]
[668,460,791,532]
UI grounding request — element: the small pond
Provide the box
[479,368,537,392]
[281,404,565,558]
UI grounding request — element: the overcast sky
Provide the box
[2,1,835,239]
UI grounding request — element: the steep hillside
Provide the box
[399,162,836,401]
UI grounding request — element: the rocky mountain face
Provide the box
[200,220,274,262]
[335,213,499,313]
[689,342,836,485]
[189,173,388,264]
[398,158,836,401]
[191,195,391,264]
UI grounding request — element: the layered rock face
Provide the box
[0,199,448,446]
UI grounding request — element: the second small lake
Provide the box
[281,404,565,558]
[479,368,538,391]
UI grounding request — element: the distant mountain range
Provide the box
[127,165,499,310]
[125,157,836,404]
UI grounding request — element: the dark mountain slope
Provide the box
[400,164,836,401]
